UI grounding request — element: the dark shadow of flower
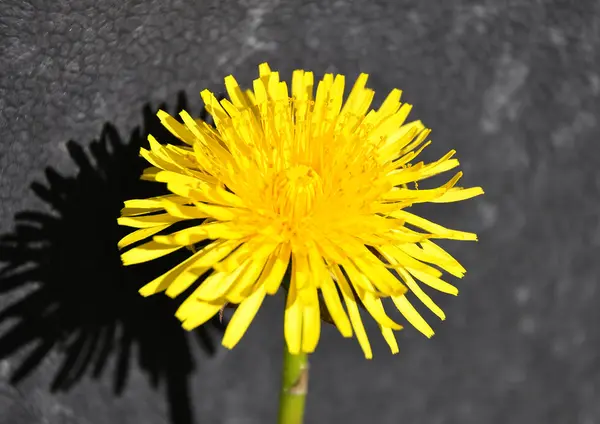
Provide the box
[0,92,224,424]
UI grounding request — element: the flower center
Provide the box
[272,165,323,221]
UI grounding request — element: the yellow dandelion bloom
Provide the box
[118,63,483,359]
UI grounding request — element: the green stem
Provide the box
[277,347,309,424]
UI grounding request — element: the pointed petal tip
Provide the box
[181,320,197,331]
[286,346,301,355]
[120,258,135,267]
[164,289,179,299]
[138,286,154,297]
[339,326,353,338]
[389,322,403,331]
[174,308,188,321]
[221,340,235,350]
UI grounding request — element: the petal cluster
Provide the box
[118,63,483,358]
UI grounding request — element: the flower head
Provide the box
[118,63,483,358]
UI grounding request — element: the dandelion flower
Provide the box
[118,63,483,359]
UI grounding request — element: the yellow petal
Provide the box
[339,260,373,293]
[301,286,321,353]
[117,213,184,229]
[146,258,210,298]
[391,295,434,338]
[200,89,230,126]
[292,251,310,294]
[362,292,404,332]
[284,279,303,354]
[191,239,244,269]
[192,201,243,221]
[367,104,412,146]
[377,88,402,117]
[193,261,249,302]
[263,243,291,295]
[154,170,202,186]
[164,267,210,299]
[378,120,424,158]
[397,267,445,320]
[407,267,458,296]
[244,89,257,105]
[397,243,465,278]
[121,241,183,266]
[306,245,351,337]
[225,254,272,304]
[209,184,247,208]
[161,201,209,219]
[355,285,403,331]
[350,248,407,296]
[314,236,348,264]
[380,326,400,354]
[253,78,269,106]
[319,275,352,337]
[155,221,246,244]
[140,145,179,173]
[222,285,267,349]
[258,62,272,77]
[118,224,171,249]
[331,265,373,359]
[214,238,278,273]
[420,240,466,274]
[325,75,345,123]
[429,187,485,203]
[139,247,202,297]
[387,155,460,186]
[225,75,251,109]
[339,73,371,120]
[153,226,210,246]
[157,110,196,145]
[399,128,431,156]
[376,245,443,278]
[306,243,326,286]
[180,301,222,330]
[391,210,478,241]
[121,194,187,216]
[140,166,161,181]
[311,73,334,136]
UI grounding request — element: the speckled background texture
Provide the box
[1,1,599,423]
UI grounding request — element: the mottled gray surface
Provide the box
[1,0,600,423]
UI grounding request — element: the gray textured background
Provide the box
[1,1,600,423]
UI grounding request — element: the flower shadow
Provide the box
[0,92,222,424]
